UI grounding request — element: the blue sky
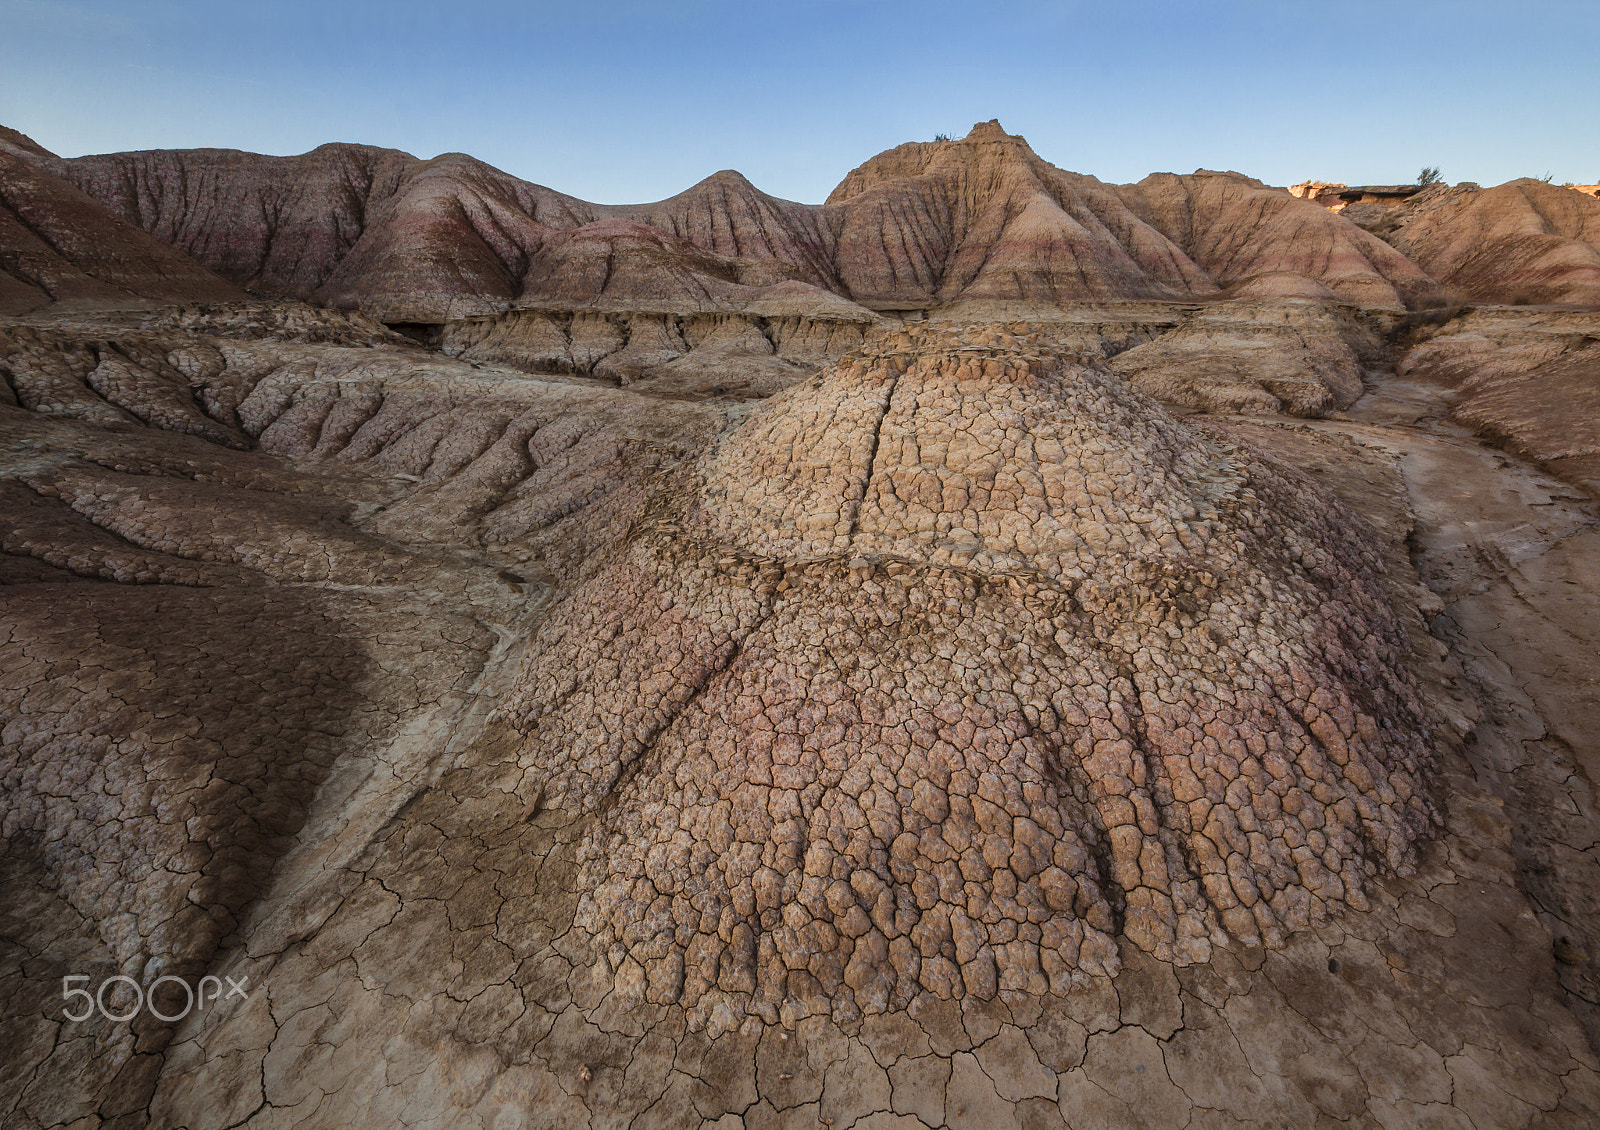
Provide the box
[3,0,1596,204]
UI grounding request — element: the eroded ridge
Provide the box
[512,325,1439,1025]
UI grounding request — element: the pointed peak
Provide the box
[698,168,760,192]
[670,168,762,198]
[965,119,1011,142]
[826,120,1044,205]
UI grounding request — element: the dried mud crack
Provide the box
[512,326,1441,1027]
[5,113,1600,1127]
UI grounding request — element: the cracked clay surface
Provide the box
[512,326,1439,1028]
[2,304,1599,1128]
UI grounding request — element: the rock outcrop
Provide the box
[817,122,1216,309]
[37,142,428,298]
[437,304,878,398]
[43,143,588,318]
[628,168,843,292]
[1106,302,1382,415]
[1109,171,1437,308]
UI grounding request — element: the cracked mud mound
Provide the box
[3,303,1599,1127]
[512,326,1439,1025]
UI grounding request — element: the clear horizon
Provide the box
[3,0,1596,206]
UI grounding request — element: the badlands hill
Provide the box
[2,119,1600,1129]
[43,120,1446,320]
[19,120,1600,321]
[1364,178,1600,307]
[0,127,241,312]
